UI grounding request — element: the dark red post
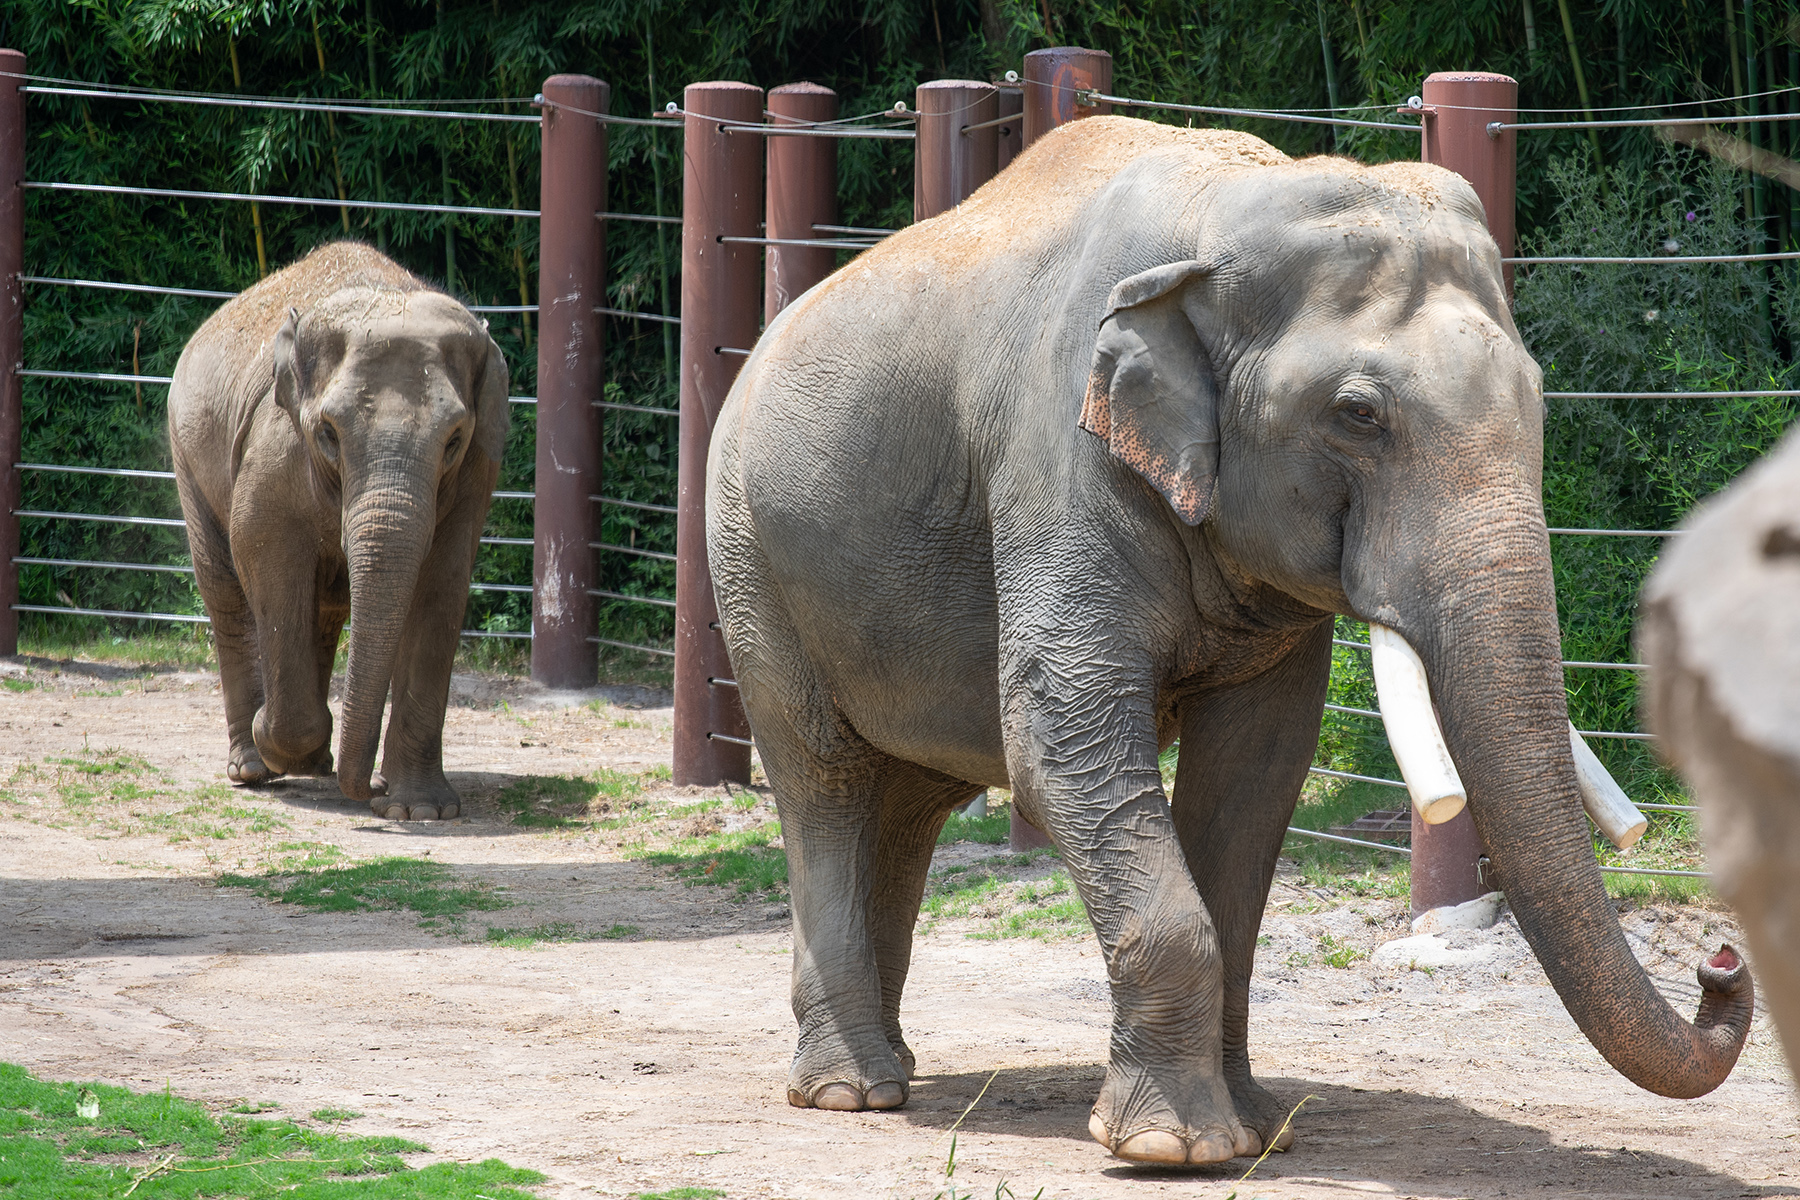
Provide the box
[765,82,838,323]
[532,75,607,687]
[0,51,24,657]
[1021,47,1112,149]
[914,81,998,222]
[995,85,1024,172]
[1421,71,1518,294]
[674,81,761,787]
[1410,71,1517,913]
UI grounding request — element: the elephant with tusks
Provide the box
[704,117,1756,1164]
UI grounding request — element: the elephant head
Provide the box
[270,289,509,803]
[1080,161,1753,1098]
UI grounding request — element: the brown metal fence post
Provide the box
[674,81,761,787]
[995,85,1024,172]
[765,83,837,323]
[532,74,607,688]
[0,51,24,657]
[914,81,997,222]
[1021,47,1112,149]
[1421,71,1518,295]
[1409,70,1518,915]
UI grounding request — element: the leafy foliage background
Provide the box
[4,1,1798,788]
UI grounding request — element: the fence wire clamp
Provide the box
[706,731,754,747]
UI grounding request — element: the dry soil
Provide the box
[0,654,1795,1200]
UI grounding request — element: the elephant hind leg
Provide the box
[869,769,983,1078]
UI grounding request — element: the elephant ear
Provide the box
[471,333,512,463]
[1079,261,1220,526]
[272,307,303,419]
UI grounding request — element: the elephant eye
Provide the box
[1337,398,1381,429]
[315,423,339,462]
[444,434,463,465]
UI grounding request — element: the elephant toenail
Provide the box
[787,1088,808,1108]
[382,803,407,821]
[812,1083,865,1111]
[864,1082,905,1109]
[1237,1127,1263,1158]
[1115,1130,1186,1163]
[440,802,460,819]
[1088,1112,1110,1149]
[1187,1130,1237,1164]
[411,805,440,822]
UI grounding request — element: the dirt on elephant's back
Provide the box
[0,655,1793,1200]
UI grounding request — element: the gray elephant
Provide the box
[169,242,508,820]
[706,117,1754,1165]
[1640,426,1800,1081]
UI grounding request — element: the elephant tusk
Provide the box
[1369,623,1467,825]
[1568,722,1649,850]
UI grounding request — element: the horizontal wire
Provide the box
[709,676,739,687]
[19,462,176,480]
[21,275,235,299]
[468,581,531,593]
[1328,700,1653,741]
[25,180,536,218]
[1495,109,1800,133]
[814,223,898,236]
[1546,389,1800,399]
[707,731,755,745]
[479,536,531,546]
[592,542,676,562]
[595,306,680,324]
[1596,864,1709,878]
[21,368,172,384]
[1637,803,1700,813]
[589,589,677,609]
[532,97,683,129]
[13,602,208,623]
[462,628,532,639]
[22,83,541,123]
[719,235,876,249]
[720,122,916,140]
[1332,638,1646,670]
[717,347,753,357]
[1507,250,1800,264]
[14,556,192,574]
[598,400,679,417]
[1548,527,1676,537]
[17,508,185,527]
[1094,91,1423,133]
[1284,826,1410,854]
[1308,766,1408,789]
[589,636,675,657]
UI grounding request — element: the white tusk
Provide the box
[1567,722,1648,850]
[1369,623,1467,825]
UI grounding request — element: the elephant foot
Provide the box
[786,1036,908,1111]
[288,744,335,778]
[1228,1074,1297,1155]
[1089,1061,1255,1165]
[227,746,282,786]
[369,771,462,822]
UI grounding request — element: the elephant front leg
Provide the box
[181,492,271,785]
[1006,677,1255,1166]
[1169,621,1334,1155]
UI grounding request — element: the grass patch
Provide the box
[2,677,38,693]
[640,824,788,897]
[920,854,1085,939]
[310,1108,362,1123]
[938,795,1011,845]
[637,1188,724,1200]
[228,1100,280,1114]
[484,922,641,948]
[497,769,647,828]
[19,622,218,671]
[218,857,510,931]
[0,1061,545,1199]
[1318,933,1367,968]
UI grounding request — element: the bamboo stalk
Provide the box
[229,37,268,277]
[645,18,674,390]
[1316,0,1341,151]
[366,0,386,251]
[1555,0,1604,170]
[313,9,351,234]
[504,118,532,350]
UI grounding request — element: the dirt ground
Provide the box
[1,654,1796,1200]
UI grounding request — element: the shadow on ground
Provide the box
[895,1069,1779,1196]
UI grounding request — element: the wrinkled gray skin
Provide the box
[169,242,508,821]
[706,118,1753,1165]
[1640,425,1800,1083]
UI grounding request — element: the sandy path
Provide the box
[1,656,1795,1199]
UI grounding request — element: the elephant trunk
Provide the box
[334,468,435,804]
[1380,495,1753,1099]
